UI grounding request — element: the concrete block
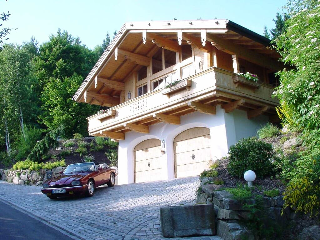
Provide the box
[160,204,215,238]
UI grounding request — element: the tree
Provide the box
[264,12,290,40]
[275,0,320,216]
[35,30,99,138]
[0,41,40,159]
[0,9,11,46]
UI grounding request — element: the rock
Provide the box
[12,177,20,184]
[196,193,208,204]
[298,225,320,240]
[283,137,299,149]
[18,179,24,185]
[160,204,215,238]
[20,172,28,181]
[217,220,254,240]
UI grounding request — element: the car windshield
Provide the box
[63,163,95,174]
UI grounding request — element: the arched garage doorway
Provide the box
[134,138,164,183]
[174,127,212,178]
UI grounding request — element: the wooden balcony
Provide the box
[87,67,278,139]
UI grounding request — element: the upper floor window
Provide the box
[152,48,162,74]
[138,66,147,81]
[164,49,176,68]
[181,45,192,61]
[152,79,163,91]
[137,84,147,96]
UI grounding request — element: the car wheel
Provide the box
[87,180,95,197]
[107,173,115,187]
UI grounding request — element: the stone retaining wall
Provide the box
[197,183,298,240]
[0,167,66,186]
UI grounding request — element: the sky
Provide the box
[1,0,288,50]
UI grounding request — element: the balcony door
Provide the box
[173,127,212,178]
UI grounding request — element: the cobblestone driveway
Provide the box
[0,177,222,240]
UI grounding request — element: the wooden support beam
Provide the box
[147,33,181,53]
[188,101,216,115]
[117,49,150,66]
[85,91,120,106]
[153,113,180,125]
[183,33,211,52]
[124,123,149,133]
[100,131,125,140]
[95,76,125,90]
[222,99,245,113]
[247,106,269,119]
[207,34,283,71]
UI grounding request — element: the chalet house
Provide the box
[73,19,281,185]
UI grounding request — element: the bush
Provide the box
[257,123,280,139]
[263,189,280,198]
[63,140,75,148]
[283,150,320,217]
[227,138,277,178]
[225,185,252,201]
[12,159,66,171]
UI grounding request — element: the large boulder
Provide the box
[160,204,215,238]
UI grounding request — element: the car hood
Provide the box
[46,173,87,186]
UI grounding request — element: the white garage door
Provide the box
[174,127,212,178]
[134,139,164,183]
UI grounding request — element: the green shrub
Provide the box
[257,123,280,139]
[283,150,320,217]
[63,140,75,148]
[225,185,252,201]
[95,136,106,146]
[263,189,280,197]
[76,146,87,156]
[105,149,118,166]
[83,154,95,162]
[13,159,66,171]
[200,169,218,178]
[227,137,276,178]
[78,141,88,148]
[73,133,83,141]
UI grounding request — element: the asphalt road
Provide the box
[0,199,74,240]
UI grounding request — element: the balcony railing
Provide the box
[88,67,277,135]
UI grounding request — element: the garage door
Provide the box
[174,127,212,178]
[134,139,164,183]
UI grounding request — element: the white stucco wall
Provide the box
[117,106,269,185]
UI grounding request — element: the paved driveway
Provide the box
[0,177,221,240]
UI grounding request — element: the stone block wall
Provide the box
[197,184,299,240]
[0,167,66,186]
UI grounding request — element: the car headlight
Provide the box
[71,180,81,186]
[43,183,49,188]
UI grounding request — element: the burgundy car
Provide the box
[41,162,116,199]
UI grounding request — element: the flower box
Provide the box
[162,79,192,95]
[232,74,260,90]
[97,109,116,121]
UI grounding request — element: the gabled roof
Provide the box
[73,19,280,104]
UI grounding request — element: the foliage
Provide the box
[257,123,280,139]
[13,159,66,171]
[263,189,280,197]
[14,125,43,161]
[63,140,75,148]
[165,79,181,88]
[200,169,218,178]
[27,127,63,163]
[265,12,290,40]
[236,72,259,82]
[227,138,277,178]
[35,30,99,138]
[282,150,320,216]
[274,0,320,217]
[105,149,118,167]
[75,146,87,156]
[225,185,252,201]
[83,154,95,162]
[0,9,11,46]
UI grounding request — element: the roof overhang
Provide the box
[73,19,280,104]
